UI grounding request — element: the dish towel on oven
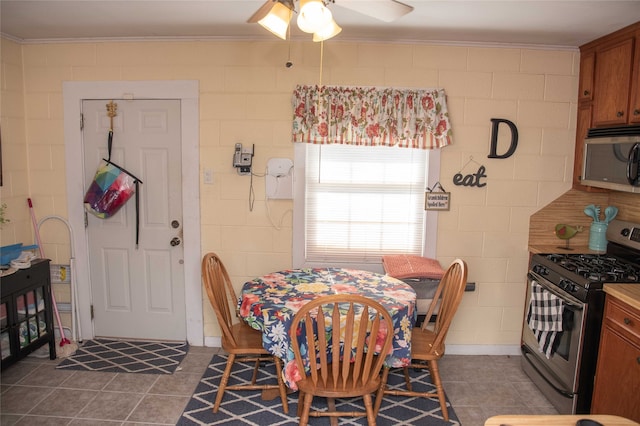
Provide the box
[526,280,564,359]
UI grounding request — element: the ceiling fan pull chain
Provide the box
[319,40,324,86]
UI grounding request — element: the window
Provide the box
[293,143,439,269]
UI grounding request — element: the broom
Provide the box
[27,198,78,358]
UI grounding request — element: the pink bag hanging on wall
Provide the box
[83,129,143,245]
[84,160,136,219]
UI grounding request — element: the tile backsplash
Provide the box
[529,189,640,248]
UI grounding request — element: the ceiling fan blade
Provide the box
[335,0,414,22]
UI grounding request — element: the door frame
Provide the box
[62,80,203,345]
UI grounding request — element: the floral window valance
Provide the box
[292,85,452,149]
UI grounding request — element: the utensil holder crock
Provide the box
[588,222,608,252]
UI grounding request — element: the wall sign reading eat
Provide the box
[453,165,487,187]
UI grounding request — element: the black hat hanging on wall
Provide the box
[83,101,143,247]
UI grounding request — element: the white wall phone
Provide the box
[233,143,253,175]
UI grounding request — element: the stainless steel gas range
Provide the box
[521,219,640,414]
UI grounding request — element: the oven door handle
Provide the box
[527,272,584,309]
[521,344,575,399]
[627,142,640,185]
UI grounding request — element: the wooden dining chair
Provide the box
[289,294,394,426]
[374,258,468,421]
[201,252,289,414]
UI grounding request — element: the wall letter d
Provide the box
[488,118,518,159]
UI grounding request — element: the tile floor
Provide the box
[1,346,557,425]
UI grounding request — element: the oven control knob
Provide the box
[533,265,547,275]
[621,228,630,237]
[559,279,575,292]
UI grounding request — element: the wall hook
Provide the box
[458,155,482,174]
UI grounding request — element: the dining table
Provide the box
[238,267,417,390]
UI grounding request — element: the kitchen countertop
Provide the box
[528,245,602,255]
[484,414,639,425]
[603,284,640,310]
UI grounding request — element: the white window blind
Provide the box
[303,143,427,264]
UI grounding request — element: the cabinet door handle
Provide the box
[617,111,624,117]
[637,356,640,365]
[634,108,640,116]
[624,317,631,325]
[583,90,590,96]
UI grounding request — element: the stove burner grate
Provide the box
[544,253,640,283]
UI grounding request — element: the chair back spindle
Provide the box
[290,294,394,425]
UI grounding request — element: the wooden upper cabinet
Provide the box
[572,103,593,188]
[592,38,634,126]
[630,29,640,124]
[578,52,595,102]
[573,21,640,190]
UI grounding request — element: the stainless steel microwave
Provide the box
[582,129,640,193]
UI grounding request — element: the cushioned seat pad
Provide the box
[382,255,445,279]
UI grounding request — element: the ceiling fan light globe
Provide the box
[313,19,341,41]
[258,2,292,40]
[297,0,333,33]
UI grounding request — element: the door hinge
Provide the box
[80,113,84,130]
[84,211,88,228]
[90,304,94,320]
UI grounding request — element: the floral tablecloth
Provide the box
[238,267,417,390]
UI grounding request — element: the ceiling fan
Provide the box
[248,0,414,41]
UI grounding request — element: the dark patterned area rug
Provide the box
[178,354,460,425]
[56,338,188,374]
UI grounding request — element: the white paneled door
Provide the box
[82,99,186,340]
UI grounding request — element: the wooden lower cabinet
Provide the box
[591,295,640,422]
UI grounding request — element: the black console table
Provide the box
[1,259,56,370]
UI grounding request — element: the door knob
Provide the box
[170,237,181,247]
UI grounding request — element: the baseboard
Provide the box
[201,337,521,357]
[446,344,521,356]
[204,336,222,348]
